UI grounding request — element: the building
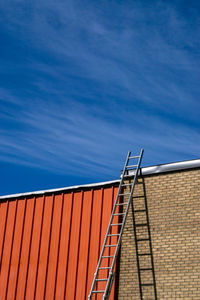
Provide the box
[0,158,199,299]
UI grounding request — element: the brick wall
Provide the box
[118,168,200,300]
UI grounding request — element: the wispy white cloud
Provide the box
[0,0,199,181]
[0,97,199,178]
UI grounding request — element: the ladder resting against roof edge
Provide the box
[88,149,144,300]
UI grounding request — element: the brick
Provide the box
[118,169,200,299]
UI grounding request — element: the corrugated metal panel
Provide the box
[0,186,119,300]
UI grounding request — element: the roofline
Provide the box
[0,179,120,200]
[1,158,200,200]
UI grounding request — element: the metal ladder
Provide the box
[88,149,144,300]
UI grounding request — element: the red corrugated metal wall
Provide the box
[0,185,119,300]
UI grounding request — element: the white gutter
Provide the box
[0,158,200,200]
[131,158,200,176]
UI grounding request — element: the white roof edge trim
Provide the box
[133,158,200,176]
[1,158,200,200]
[0,179,120,200]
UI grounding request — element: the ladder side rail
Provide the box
[88,151,131,299]
[103,149,144,298]
[128,148,144,198]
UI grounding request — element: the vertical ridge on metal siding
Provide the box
[15,196,36,300]
[96,189,104,300]
[0,201,9,272]
[55,192,73,299]
[7,198,26,300]
[45,194,63,300]
[34,195,46,300]
[0,185,119,300]
[5,199,18,300]
[0,200,17,299]
[53,193,65,299]
[97,188,113,296]
[65,191,84,299]
[25,196,45,300]
[84,190,94,300]
[86,189,104,300]
[34,194,54,299]
[75,190,93,300]
[14,198,27,300]
[74,191,84,298]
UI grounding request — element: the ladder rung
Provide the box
[113,213,125,216]
[121,183,132,186]
[96,278,108,281]
[141,283,154,286]
[102,256,114,258]
[119,193,130,196]
[135,223,148,227]
[111,223,122,226]
[134,209,146,213]
[108,233,120,236]
[129,155,140,159]
[99,267,111,269]
[92,290,105,293]
[105,245,117,247]
[126,165,137,168]
[137,238,149,242]
[116,203,128,206]
[138,253,151,256]
[140,268,153,271]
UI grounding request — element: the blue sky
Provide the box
[0,0,199,195]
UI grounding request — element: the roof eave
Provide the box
[0,158,200,200]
